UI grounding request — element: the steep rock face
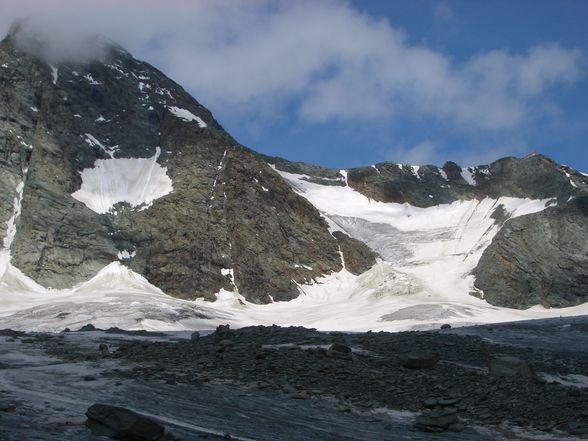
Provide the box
[346,155,586,207]
[474,196,588,308]
[332,231,378,276]
[0,29,354,303]
[269,154,585,208]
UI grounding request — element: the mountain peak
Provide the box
[4,17,118,66]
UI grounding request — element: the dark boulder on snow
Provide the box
[78,324,98,332]
[326,343,353,359]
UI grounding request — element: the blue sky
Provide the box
[214,0,588,171]
[2,0,587,170]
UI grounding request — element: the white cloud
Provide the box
[390,141,442,165]
[389,140,530,167]
[457,144,530,167]
[0,0,585,134]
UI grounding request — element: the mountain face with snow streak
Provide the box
[0,26,377,304]
[0,23,587,318]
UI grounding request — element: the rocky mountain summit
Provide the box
[1,22,587,311]
[0,24,377,304]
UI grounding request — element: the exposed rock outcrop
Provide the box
[0,27,350,303]
[2,22,587,310]
[474,196,588,308]
[332,231,378,275]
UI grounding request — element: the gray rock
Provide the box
[0,404,17,413]
[474,196,588,308]
[401,351,440,369]
[328,343,352,354]
[423,398,437,408]
[326,343,353,360]
[488,355,535,378]
[0,329,24,337]
[568,421,588,435]
[86,403,165,440]
[213,324,232,339]
[340,155,581,209]
[437,397,460,406]
[332,231,378,275]
[190,332,200,341]
[0,30,346,304]
[414,407,458,432]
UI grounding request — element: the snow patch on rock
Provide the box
[3,182,24,250]
[83,133,117,158]
[461,168,476,185]
[71,147,173,214]
[48,64,58,85]
[84,73,101,85]
[117,250,136,260]
[167,106,207,128]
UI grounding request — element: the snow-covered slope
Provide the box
[2,166,587,332]
[1,25,586,332]
[0,255,234,332]
[191,170,588,332]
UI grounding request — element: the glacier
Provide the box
[1,165,588,332]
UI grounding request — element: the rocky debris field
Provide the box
[1,317,588,440]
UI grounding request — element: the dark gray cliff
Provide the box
[268,154,584,208]
[332,231,378,276]
[0,28,378,303]
[473,196,588,308]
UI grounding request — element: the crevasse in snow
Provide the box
[71,147,173,214]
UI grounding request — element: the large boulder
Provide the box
[488,354,535,378]
[414,407,459,432]
[401,351,440,369]
[86,403,166,441]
